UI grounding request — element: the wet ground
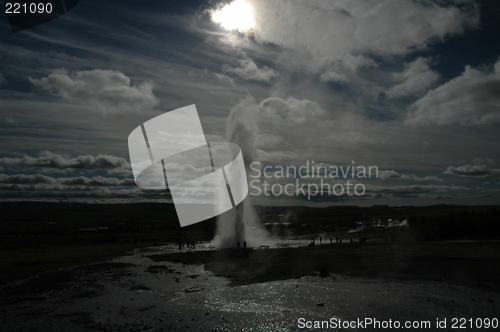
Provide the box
[0,244,499,331]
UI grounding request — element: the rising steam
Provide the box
[211,96,272,248]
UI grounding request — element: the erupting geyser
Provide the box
[212,196,270,248]
[212,201,243,247]
[211,97,272,248]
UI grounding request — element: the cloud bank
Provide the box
[259,96,326,125]
[222,57,279,82]
[406,59,500,126]
[387,57,439,98]
[0,151,131,175]
[30,69,159,115]
[248,0,478,75]
[444,164,500,178]
[0,174,135,186]
[379,170,443,182]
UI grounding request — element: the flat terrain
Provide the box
[0,202,499,330]
[150,241,500,291]
[0,241,499,331]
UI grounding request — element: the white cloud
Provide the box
[319,70,347,83]
[0,174,135,186]
[387,57,439,98]
[248,0,477,73]
[400,173,443,182]
[225,95,326,165]
[222,57,278,82]
[379,170,401,180]
[379,169,442,181]
[188,69,237,88]
[29,69,159,115]
[214,73,237,87]
[0,184,161,202]
[444,164,500,177]
[0,151,131,175]
[406,59,500,126]
[259,96,325,125]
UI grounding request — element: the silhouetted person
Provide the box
[336,236,339,243]
[339,238,342,244]
[350,238,353,244]
[319,236,322,244]
[330,237,332,244]
[243,241,247,249]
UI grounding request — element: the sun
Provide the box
[212,1,255,32]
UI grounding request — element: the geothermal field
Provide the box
[1,202,499,331]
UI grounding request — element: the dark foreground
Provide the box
[0,241,499,331]
[150,241,500,291]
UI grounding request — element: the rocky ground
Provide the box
[0,244,499,331]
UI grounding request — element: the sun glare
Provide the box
[212,1,255,32]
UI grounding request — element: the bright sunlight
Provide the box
[212,1,255,32]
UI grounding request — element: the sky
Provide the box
[0,0,499,207]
